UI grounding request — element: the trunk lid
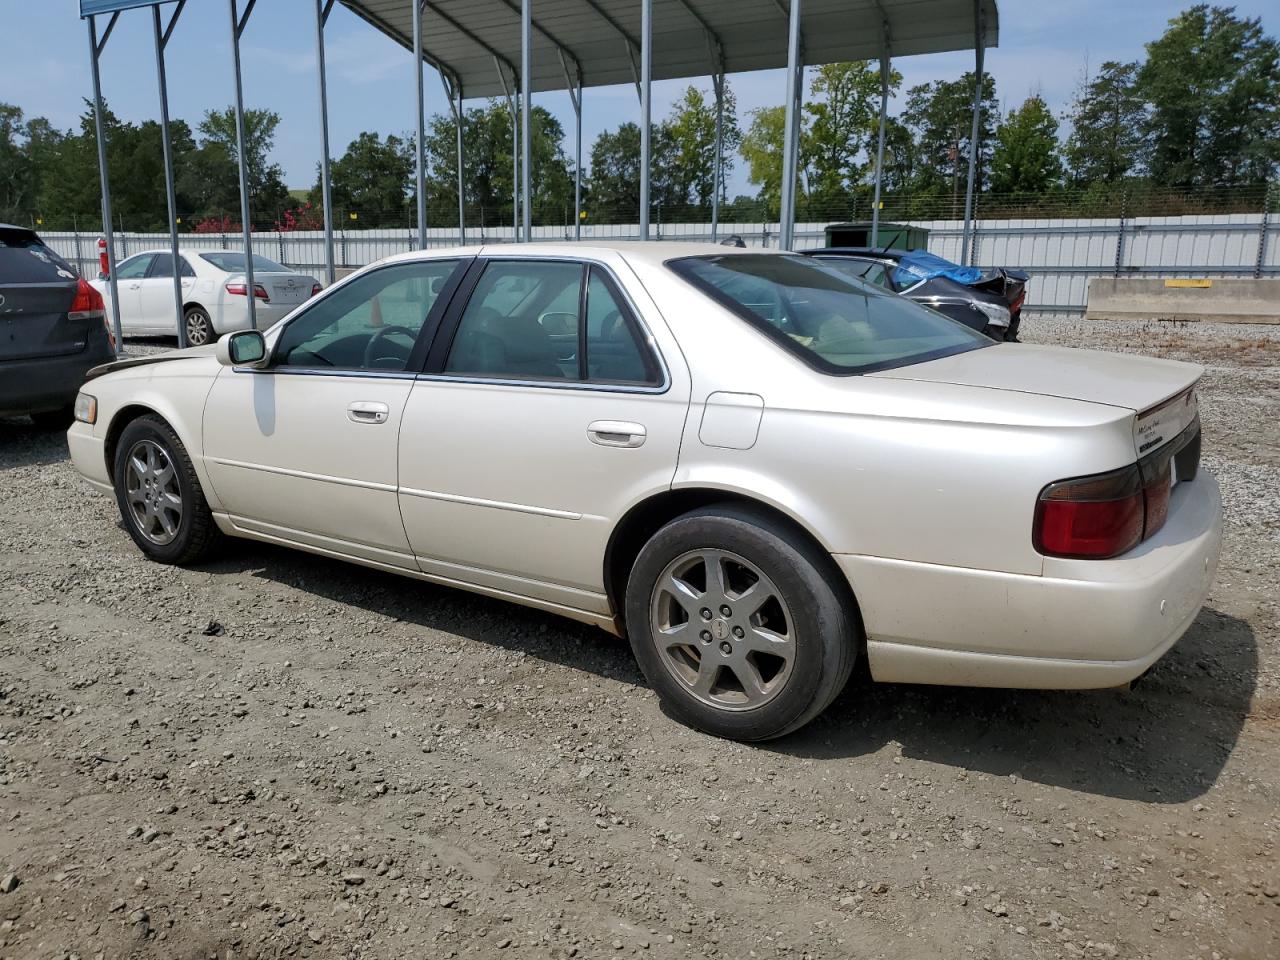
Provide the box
[870,342,1202,416]
[254,272,312,306]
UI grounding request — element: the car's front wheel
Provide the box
[625,504,858,741]
[112,414,220,564]
[184,306,213,346]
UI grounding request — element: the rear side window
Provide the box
[443,260,659,386]
[669,253,990,375]
[200,251,288,273]
[0,228,79,283]
[148,253,197,279]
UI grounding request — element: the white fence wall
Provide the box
[42,212,1277,316]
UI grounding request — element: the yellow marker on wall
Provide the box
[1164,278,1212,288]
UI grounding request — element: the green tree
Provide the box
[193,107,291,221]
[1138,4,1280,186]
[901,73,998,199]
[315,131,412,225]
[740,105,790,216]
[662,84,741,211]
[804,62,896,204]
[1065,61,1147,184]
[990,94,1063,194]
[0,104,33,221]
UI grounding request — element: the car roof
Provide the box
[375,240,775,271]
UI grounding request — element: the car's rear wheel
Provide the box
[112,415,220,565]
[625,504,857,741]
[185,306,213,346]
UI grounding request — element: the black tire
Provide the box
[624,504,858,741]
[184,306,213,346]
[112,414,220,565]
[30,405,75,430]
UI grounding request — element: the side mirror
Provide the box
[217,330,268,368]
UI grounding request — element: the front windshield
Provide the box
[668,254,991,375]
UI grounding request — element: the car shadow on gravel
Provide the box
[201,543,648,686]
[779,606,1257,803]
[0,417,72,470]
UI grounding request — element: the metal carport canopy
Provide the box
[341,0,999,98]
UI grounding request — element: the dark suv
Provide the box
[0,224,116,428]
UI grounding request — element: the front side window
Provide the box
[274,259,460,371]
[115,254,153,281]
[668,254,990,375]
[444,260,658,385]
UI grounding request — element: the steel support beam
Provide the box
[779,0,803,250]
[495,58,519,240]
[229,0,258,329]
[152,1,187,347]
[87,13,123,353]
[315,0,336,284]
[961,0,985,266]
[559,51,583,240]
[709,37,726,242]
[413,0,428,248]
[639,0,652,239]
[871,21,890,248]
[521,0,532,241]
[444,76,466,244]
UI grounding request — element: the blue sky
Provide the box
[2,0,1276,195]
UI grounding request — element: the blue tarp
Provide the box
[893,250,984,288]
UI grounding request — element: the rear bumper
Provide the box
[837,471,1223,689]
[0,347,112,416]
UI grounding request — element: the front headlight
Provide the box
[973,301,1011,328]
[73,393,97,425]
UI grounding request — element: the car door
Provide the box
[138,252,196,335]
[201,257,467,568]
[397,256,690,615]
[107,254,152,333]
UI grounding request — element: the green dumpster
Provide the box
[821,222,929,251]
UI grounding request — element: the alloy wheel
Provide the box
[123,439,183,545]
[650,549,795,711]
[186,311,211,346]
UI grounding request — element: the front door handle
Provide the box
[347,401,389,424]
[587,420,646,448]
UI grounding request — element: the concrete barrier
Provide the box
[1086,277,1280,324]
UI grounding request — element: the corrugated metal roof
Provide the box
[341,0,999,99]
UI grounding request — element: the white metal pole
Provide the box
[779,0,802,250]
[153,2,186,348]
[521,0,532,241]
[961,0,985,266]
[639,0,652,239]
[229,0,257,329]
[711,71,724,242]
[454,84,466,244]
[574,76,582,241]
[315,0,335,284]
[871,28,890,249]
[87,14,123,353]
[413,0,428,248]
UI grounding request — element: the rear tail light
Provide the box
[1035,418,1201,560]
[68,277,105,320]
[1035,465,1145,559]
[1009,289,1026,313]
[226,281,270,302]
[310,282,322,297]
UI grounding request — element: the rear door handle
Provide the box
[347,401,389,424]
[588,420,646,448]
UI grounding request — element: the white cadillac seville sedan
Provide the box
[67,243,1222,741]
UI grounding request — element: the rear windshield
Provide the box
[199,251,289,273]
[0,228,79,284]
[668,253,990,375]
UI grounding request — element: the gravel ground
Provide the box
[1,319,1277,960]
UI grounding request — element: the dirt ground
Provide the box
[1,317,1277,960]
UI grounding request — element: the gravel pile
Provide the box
[1,319,1276,959]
